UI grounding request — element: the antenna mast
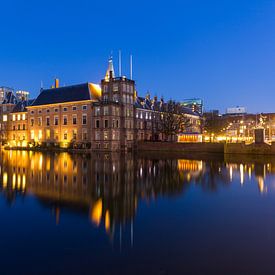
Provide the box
[119,50,122,77]
[130,54,133,80]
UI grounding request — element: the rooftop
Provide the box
[31,83,101,107]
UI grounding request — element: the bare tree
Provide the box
[160,100,191,141]
[203,114,227,142]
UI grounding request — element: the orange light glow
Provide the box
[90,199,102,227]
[105,210,110,233]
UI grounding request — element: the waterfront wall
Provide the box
[138,141,275,155]
[5,142,275,156]
[137,142,225,154]
[224,142,275,155]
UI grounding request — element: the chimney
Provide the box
[54,78,59,88]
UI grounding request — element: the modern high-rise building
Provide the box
[181,98,203,114]
[0,87,14,103]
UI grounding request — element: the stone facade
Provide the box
[0,59,201,151]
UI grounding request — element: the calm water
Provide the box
[1,150,275,274]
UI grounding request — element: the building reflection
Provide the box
[0,150,203,241]
[1,150,274,242]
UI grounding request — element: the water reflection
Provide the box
[0,150,274,239]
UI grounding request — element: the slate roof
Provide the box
[135,96,200,117]
[12,99,35,113]
[31,83,101,107]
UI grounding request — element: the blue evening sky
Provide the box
[0,0,275,113]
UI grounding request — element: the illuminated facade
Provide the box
[0,58,201,150]
[0,150,204,235]
[203,113,275,143]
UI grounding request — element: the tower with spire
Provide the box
[91,57,136,151]
[104,56,115,81]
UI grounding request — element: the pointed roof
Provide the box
[105,57,115,81]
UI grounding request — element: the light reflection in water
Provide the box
[0,150,274,242]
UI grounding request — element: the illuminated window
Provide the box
[38,130,42,140]
[17,114,21,121]
[113,83,118,92]
[95,107,100,116]
[12,114,16,121]
[73,129,77,139]
[22,114,26,120]
[103,107,109,115]
[46,129,50,139]
[31,130,34,140]
[2,115,7,122]
[95,131,100,140]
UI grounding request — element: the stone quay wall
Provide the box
[224,142,275,155]
[138,141,275,155]
[137,142,225,154]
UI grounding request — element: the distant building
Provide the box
[16,90,29,102]
[0,87,14,103]
[226,106,246,115]
[181,98,203,114]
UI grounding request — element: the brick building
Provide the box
[0,58,201,150]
